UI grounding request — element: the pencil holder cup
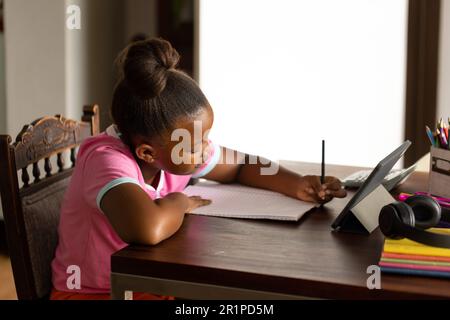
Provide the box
[429,146,450,198]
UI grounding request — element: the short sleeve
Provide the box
[191,140,221,178]
[82,146,142,211]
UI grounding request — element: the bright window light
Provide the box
[199,0,408,168]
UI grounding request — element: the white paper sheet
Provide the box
[183,182,318,221]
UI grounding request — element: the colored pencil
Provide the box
[425,125,436,146]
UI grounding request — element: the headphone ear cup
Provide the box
[405,195,441,229]
[379,202,414,239]
[394,201,415,227]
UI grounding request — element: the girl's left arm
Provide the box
[202,146,347,203]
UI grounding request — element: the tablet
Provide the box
[331,140,411,231]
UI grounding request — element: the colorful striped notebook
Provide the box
[379,228,450,279]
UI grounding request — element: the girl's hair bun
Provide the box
[118,37,180,99]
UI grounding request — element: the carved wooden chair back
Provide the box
[0,105,100,299]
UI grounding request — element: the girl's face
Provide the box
[144,106,215,175]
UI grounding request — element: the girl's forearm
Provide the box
[236,158,302,198]
[150,192,188,244]
[155,192,189,213]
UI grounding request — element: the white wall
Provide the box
[438,0,450,119]
[65,0,126,129]
[6,0,157,134]
[199,0,408,168]
[66,0,157,129]
[4,0,66,136]
[65,0,89,122]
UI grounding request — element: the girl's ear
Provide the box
[135,144,157,164]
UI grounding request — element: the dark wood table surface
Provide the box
[111,162,450,299]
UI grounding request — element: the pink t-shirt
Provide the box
[51,125,220,293]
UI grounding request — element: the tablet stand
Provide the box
[337,185,395,234]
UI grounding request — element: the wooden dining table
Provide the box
[111,161,450,299]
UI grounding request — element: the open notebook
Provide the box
[183,182,318,221]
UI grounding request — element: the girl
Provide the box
[50,38,346,300]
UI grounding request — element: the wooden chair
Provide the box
[0,105,100,300]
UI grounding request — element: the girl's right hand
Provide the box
[186,195,212,213]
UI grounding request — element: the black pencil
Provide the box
[321,140,325,185]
